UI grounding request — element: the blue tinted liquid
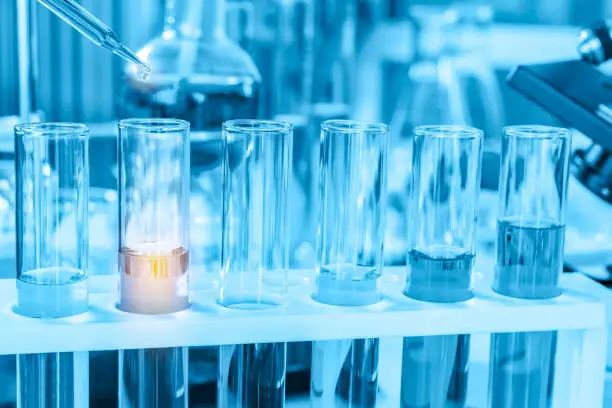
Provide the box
[494,220,565,299]
[406,246,474,303]
[491,220,562,408]
[316,264,381,306]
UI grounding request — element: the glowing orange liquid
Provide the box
[119,246,189,314]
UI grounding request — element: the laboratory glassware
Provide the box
[118,118,190,408]
[15,122,90,408]
[17,0,42,122]
[116,0,261,400]
[314,119,388,305]
[218,120,292,407]
[311,119,388,408]
[387,5,468,265]
[15,122,89,318]
[272,0,356,269]
[402,125,483,408]
[219,119,292,307]
[36,0,150,77]
[117,0,260,284]
[388,4,504,255]
[118,118,190,314]
[269,0,316,268]
[311,0,356,112]
[391,4,502,139]
[489,125,571,408]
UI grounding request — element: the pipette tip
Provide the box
[104,36,151,79]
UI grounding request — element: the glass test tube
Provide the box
[402,126,483,408]
[488,126,571,408]
[314,120,388,305]
[218,120,292,407]
[15,122,90,407]
[118,118,190,314]
[311,120,389,408]
[117,119,190,408]
[15,122,89,317]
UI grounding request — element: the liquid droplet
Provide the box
[137,64,151,80]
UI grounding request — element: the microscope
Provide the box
[508,21,612,207]
[507,21,612,283]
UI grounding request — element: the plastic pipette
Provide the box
[36,0,151,78]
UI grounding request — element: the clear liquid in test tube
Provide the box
[489,126,571,408]
[311,120,389,408]
[15,122,90,317]
[15,122,91,407]
[402,125,483,408]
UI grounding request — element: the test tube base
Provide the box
[118,246,189,315]
[17,267,88,318]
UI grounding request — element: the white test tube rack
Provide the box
[1,256,607,408]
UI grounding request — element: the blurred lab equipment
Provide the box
[390,3,503,139]
[269,0,316,269]
[36,0,150,76]
[88,187,118,277]
[117,0,260,282]
[489,126,571,408]
[578,19,612,65]
[271,0,357,269]
[386,3,505,263]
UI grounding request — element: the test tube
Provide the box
[310,120,389,408]
[489,126,571,408]
[314,119,389,305]
[218,120,292,407]
[15,122,89,317]
[402,125,483,408]
[15,122,90,407]
[117,118,190,408]
[118,118,190,314]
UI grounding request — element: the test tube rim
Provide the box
[321,119,388,134]
[222,119,293,135]
[14,122,90,139]
[118,118,190,133]
[414,125,483,139]
[503,125,571,140]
